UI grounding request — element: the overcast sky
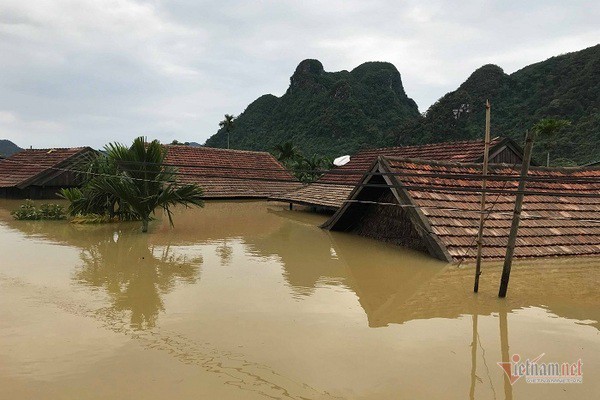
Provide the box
[0,1,598,149]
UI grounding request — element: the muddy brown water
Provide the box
[0,200,598,399]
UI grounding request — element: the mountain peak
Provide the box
[289,59,325,92]
[0,139,22,157]
[206,59,420,156]
[460,64,507,89]
[351,61,407,97]
[293,59,324,76]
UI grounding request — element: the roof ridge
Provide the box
[166,145,274,156]
[19,146,90,152]
[381,156,600,173]
[354,137,502,154]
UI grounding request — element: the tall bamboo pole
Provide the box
[498,130,535,298]
[473,100,491,293]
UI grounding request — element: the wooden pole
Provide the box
[474,100,491,293]
[498,130,535,298]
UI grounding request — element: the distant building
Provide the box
[272,137,525,210]
[322,156,600,262]
[0,147,98,199]
[164,145,302,199]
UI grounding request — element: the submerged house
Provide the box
[0,147,98,199]
[271,137,524,210]
[322,156,600,262]
[164,145,302,198]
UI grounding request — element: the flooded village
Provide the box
[1,2,600,399]
[1,135,599,399]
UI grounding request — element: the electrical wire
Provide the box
[84,157,600,185]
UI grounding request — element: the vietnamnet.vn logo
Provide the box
[497,353,583,384]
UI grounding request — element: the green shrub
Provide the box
[11,200,66,220]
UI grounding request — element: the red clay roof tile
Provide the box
[274,138,509,208]
[164,145,301,198]
[382,157,600,260]
[0,147,94,188]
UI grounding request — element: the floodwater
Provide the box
[0,200,599,400]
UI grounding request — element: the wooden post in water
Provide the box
[498,130,535,298]
[473,100,491,293]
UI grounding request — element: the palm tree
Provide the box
[293,154,333,183]
[60,155,139,221]
[273,141,300,164]
[62,137,204,232]
[219,114,235,149]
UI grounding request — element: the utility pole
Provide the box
[498,129,535,298]
[473,100,491,293]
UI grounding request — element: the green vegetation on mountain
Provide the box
[205,59,420,156]
[205,45,600,165]
[0,139,22,157]
[407,44,600,165]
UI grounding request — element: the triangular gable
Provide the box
[485,137,527,165]
[17,148,98,189]
[322,156,454,262]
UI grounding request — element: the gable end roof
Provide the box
[0,147,97,189]
[323,156,600,262]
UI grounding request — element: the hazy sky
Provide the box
[0,1,598,149]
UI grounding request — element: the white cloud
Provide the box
[0,0,598,148]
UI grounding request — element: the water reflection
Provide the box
[1,201,600,399]
[3,201,600,333]
[216,239,234,266]
[469,308,513,400]
[248,208,600,330]
[0,206,202,331]
[75,231,202,330]
[499,307,513,400]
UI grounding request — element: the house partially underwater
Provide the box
[0,147,98,199]
[164,145,302,198]
[322,156,600,263]
[272,137,524,210]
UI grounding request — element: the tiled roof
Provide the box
[273,138,507,208]
[0,147,95,188]
[164,145,302,198]
[277,183,354,209]
[373,157,600,260]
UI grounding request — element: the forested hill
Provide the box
[205,45,600,165]
[204,59,421,156]
[0,140,22,157]
[410,44,600,165]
